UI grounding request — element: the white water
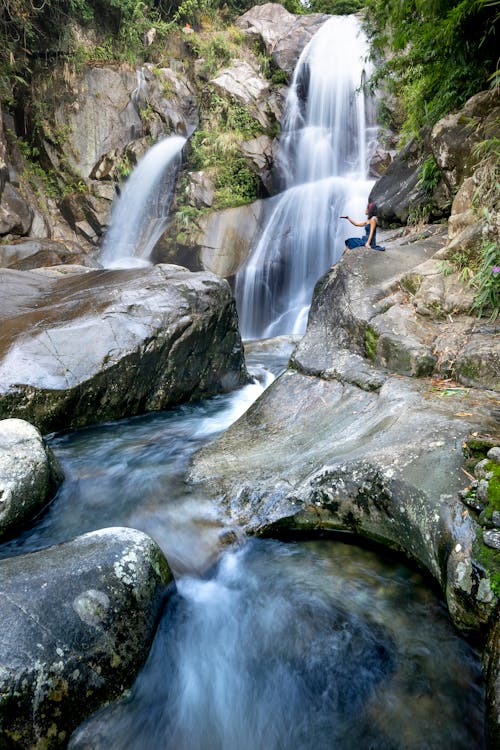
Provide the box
[236,15,377,339]
[100,136,186,268]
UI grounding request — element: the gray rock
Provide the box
[189,229,499,633]
[0,527,172,749]
[292,229,444,379]
[197,199,269,277]
[454,333,500,391]
[0,418,63,540]
[492,511,500,527]
[477,479,490,503]
[240,134,277,193]
[237,4,330,75]
[143,63,198,137]
[0,181,33,236]
[44,66,144,180]
[369,134,450,226]
[186,170,215,209]
[210,60,278,131]
[483,530,500,551]
[0,239,98,270]
[475,459,493,480]
[189,365,497,632]
[431,88,500,192]
[0,264,248,433]
[487,447,500,465]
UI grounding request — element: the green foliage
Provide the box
[213,158,259,208]
[470,239,500,320]
[17,139,62,205]
[308,0,363,13]
[416,154,441,196]
[258,53,289,85]
[364,0,500,138]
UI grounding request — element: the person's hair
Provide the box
[367,202,378,218]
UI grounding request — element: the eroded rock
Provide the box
[0,264,248,432]
[0,527,172,749]
[0,418,63,540]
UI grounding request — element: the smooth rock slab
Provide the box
[0,418,63,541]
[0,264,248,433]
[0,527,172,749]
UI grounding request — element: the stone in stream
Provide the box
[0,527,172,749]
[0,418,63,541]
[0,264,249,433]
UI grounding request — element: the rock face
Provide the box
[197,198,272,277]
[236,3,329,74]
[370,88,500,226]
[210,59,282,131]
[0,418,63,541]
[0,264,248,433]
[189,230,498,636]
[0,239,97,271]
[0,527,172,749]
[369,133,451,225]
[431,88,500,193]
[41,64,197,183]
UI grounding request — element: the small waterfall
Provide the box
[100,136,186,269]
[236,16,376,339]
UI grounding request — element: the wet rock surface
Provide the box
[0,418,63,541]
[0,264,248,433]
[190,229,499,636]
[0,527,172,749]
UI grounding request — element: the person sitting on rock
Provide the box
[341,203,385,253]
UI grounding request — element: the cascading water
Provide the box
[99,135,186,269]
[236,15,377,339]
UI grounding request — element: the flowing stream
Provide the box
[236,16,377,339]
[0,340,486,749]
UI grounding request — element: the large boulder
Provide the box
[0,264,248,433]
[0,418,63,541]
[0,527,172,749]
[236,4,329,75]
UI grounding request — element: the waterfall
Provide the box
[100,136,186,269]
[236,15,376,339]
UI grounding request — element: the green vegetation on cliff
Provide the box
[364,0,499,140]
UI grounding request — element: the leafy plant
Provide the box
[417,154,441,196]
[470,239,500,320]
[363,0,500,138]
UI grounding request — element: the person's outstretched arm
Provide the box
[340,215,365,227]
